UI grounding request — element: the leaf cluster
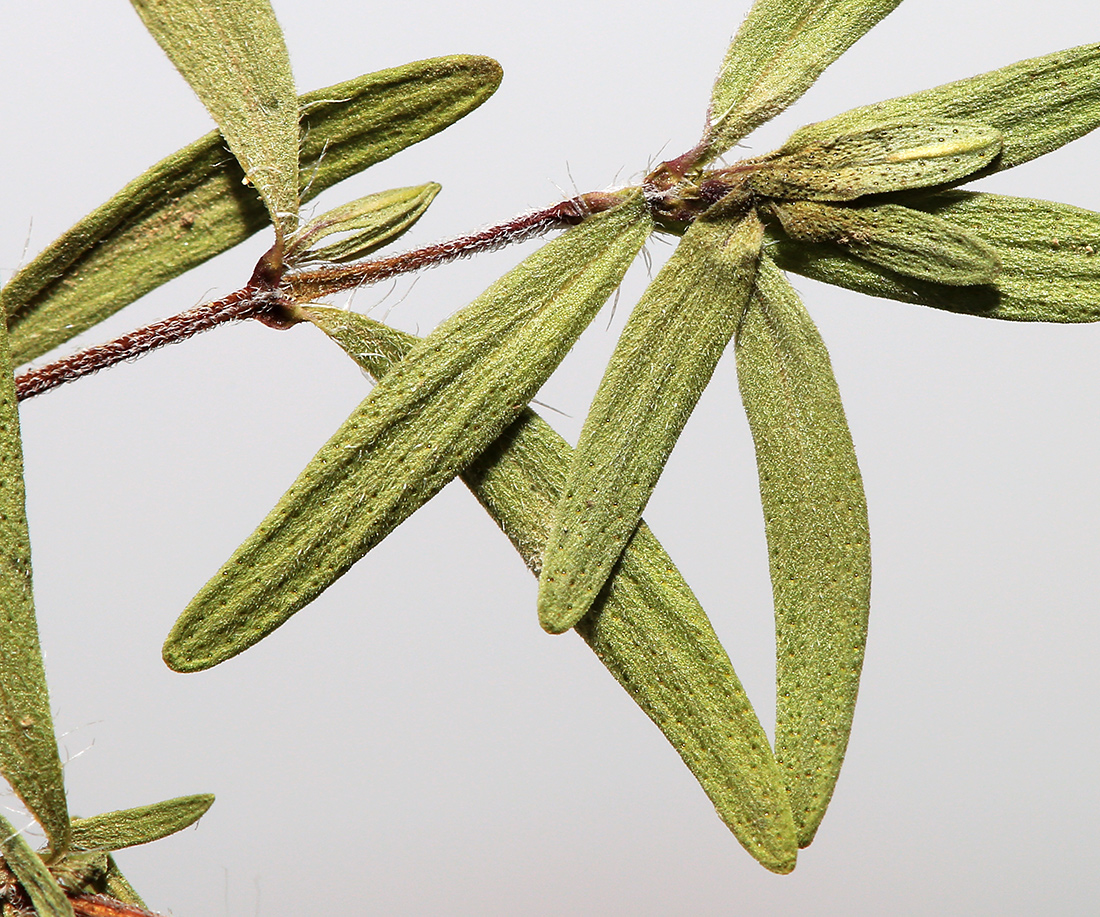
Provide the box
[3,0,1100,907]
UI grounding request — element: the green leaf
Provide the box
[0,812,72,917]
[770,190,1100,321]
[734,256,870,846]
[0,322,69,853]
[304,307,799,873]
[786,42,1100,176]
[130,0,300,238]
[102,856,146,908]
[747,121,1002,201]
[2,55,502,366]
[69,794,214,852]
[538,213,764,635]
[163,197,652,671]
[701,0,903,161]
[287,184,440,264]
[767,199,998,285]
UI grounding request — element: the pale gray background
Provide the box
[2,1,1100,914]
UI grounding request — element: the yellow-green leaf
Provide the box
[701,0,903,161]
[770,190,1100,321]
[288,184,440,264]
[163,197,651,672]
[538,213,764,634]
[130,0,300,238]
[304,307,798,873]
[0,321,68,853]
[3,56,502,366]
[768,199,998,285]
[69,794,214,852]
[734,256,870,846]
[787,42,1100,176]
[102,856,145,908]
[747,121,1002,201]
[0,812,72,917]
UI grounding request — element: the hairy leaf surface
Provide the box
[771,191,1100,321]
[538,213,764,634]
[703,0,902,160]
[0,323,68,852]
[735,256,869,846]
[303,307,799,873]
[69,794,214,852]
[164,198,651,671]
[787,42,1100,176]
[288,184,440,264]
[769,199,998,285]
[130,0,300,236]
[2,56,501,365]
[748,121,1002,200]
[0,812,71,917]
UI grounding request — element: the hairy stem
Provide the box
[284,195,616,300]
[14,290,269,401]
[14,194,628,403]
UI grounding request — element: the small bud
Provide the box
[748,121,1003,201]
[287,184,441,264]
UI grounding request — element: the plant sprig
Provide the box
[3,0,1100,906]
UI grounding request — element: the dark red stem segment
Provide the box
[14,289,271,401]
[286,196,609,301]
[13,192,627,403]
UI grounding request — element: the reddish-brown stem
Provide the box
[14,192,627,403]
[68,892,167,917]
[14,289,277,401]
[285,195,610,301]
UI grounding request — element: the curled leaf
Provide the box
[770,190,1100,321]
[69,794,214,852]
[0,322,69,852]
[163,197,651,671]
[0,812,72,917]
[305,307,798,873]
[538,212,764,634]
[767,199,998,285]
[734,256,870,846]
[3,56,502,366]
[701,0,903,161]
[287,184,440,264]
[130,0,300,238]
[747,121,1002,201]
[787,42,1100,176]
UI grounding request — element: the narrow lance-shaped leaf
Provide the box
[2,56,502,365]
[786,42,1100,176]
[130,0,300,239]
[700,0,903,162]
[770,190,1100,322]
[164,197,652,672]
[746,121,1002,201]
[538,212,764,634]
[102,857,146,908]
[0,812,72,917]
[0,321,69,853]
[304,307,798,873]
[734,256,870,846]
[767,199,998,285]
[287,184,440,264]
[69,794,214,853]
